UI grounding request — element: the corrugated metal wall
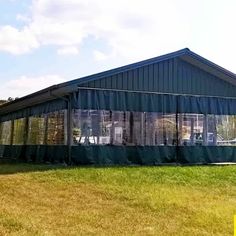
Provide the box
[81,58,236,97]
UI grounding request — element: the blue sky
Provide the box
[0,0,235,99]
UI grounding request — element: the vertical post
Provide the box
[151,113,156,145]
[213,115,217,146]
[156,114,160,145]
[97,110,102,145]
[129,112,133,144]
[110,111,114,144]
[67,95,73,165]
[203,114,208,145]
[175,95,180,163]
[22,116,29,162]
[178,113,183,146]
[24,117,29,145]
[175,109,179,164]
[190,117,194,145]
[10,120,14,145]
[64,110,68,145]
[140,112,144,145]
[44,115,48,145]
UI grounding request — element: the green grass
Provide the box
[0,164,235,235]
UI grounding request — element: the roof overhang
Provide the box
[180,50,236,86]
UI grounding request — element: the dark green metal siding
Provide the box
[177,59,236,97]
[81,58,236,97]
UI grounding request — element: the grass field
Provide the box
[0,164,235,235]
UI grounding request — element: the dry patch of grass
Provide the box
[0,164,235,235]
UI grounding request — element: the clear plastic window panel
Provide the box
[112,111,130,145]
[0,121,12,145]
[178,114,236,146]
[206,115,217,146]
[100,110,112,144]
[143,112,156,145]
[72,109,236,147]
[72,110,178,146]
[13,118,26,145]
[47,110,67,145]
[131,112,143,145]
[73,110,92,145]
[178,114,204,146]
[155,113,177,146]
[73,110,131,145]
[215,115,236,146]
[27,115,46,145]
[73,109,81,144]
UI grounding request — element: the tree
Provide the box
[0,100,7,105]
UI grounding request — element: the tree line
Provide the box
[0,97,19,105]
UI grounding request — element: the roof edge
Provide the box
[185,50,236,80]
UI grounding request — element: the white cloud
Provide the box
[16,14,31,23]
[93,50,109,61]
[0,0,235,72]
[0,0,187,58]
[0,75,67,99]
[57,46,79,55]
[0,25,39,54]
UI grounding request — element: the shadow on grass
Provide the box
[0,163,68,175]
[0,161,234,175]
[0,162,181,175]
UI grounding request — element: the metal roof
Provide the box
[1,48,236,115]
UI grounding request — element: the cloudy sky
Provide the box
[0,0,235,99]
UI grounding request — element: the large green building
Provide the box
[1,48,236,165]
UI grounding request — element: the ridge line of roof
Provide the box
[57,48,189,88]
[185,50,236,79]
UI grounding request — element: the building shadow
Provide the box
[0,162,68,175]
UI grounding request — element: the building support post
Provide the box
[190,117,194,145]
[67,95,73,165]
[203,114,208,145]
[44,115,48,145]
[178,113,182,146]
[10,120,14,146]
[24,117,29,145]
[23,117,29,162]
[140,112,144,145]
[213,115,217,146]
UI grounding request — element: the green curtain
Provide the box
[0,99,67,122]
[73,89,236,115]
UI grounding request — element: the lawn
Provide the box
[0,164,235,235]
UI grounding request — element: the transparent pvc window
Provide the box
[72,110,236,147]
[47,110,67,145]
[27,115,46,145]
[112,111,130,145]
[178,114,204,146]
[0,121,12,145]
[73,110,92,145]
[72,109,178,146]
[215,115,236,146]
[73,110,131,145]
[13,118,26,145]
[178,114,236,146]
[154,113,177,146]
